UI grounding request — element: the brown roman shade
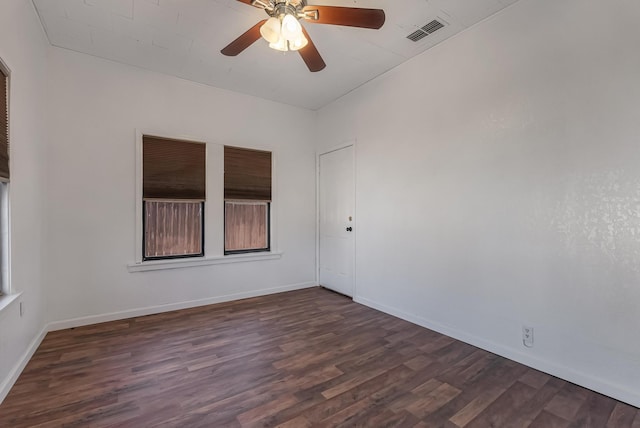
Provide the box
[143,135,205,200]
[0,69,8,181]
[224,146,272,201]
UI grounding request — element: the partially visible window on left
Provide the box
[0,62,10,296]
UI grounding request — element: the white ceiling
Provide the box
[33,0,520,110]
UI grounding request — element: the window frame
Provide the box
[0,182,9,297]
[0,57,10,296]
[223,145,273,256]
[223,200,271,255]
[142,199,205,261]
[140,135,206,261]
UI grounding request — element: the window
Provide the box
[225,201,269,251]
[131,139,280,271]
[0,63,9,295]
[142,136,205,260]
[224,146,271,254]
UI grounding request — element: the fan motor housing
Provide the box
[254,0,307,17]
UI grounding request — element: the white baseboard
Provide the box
[8,285,636,410]
[0,325,47,404]
[48,282,317,331]
[354,296,640,409]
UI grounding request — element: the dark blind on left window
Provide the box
[0,69,8,181]
[143,135,206,200]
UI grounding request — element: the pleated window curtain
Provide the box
[224,146,272,253]
[143,136,206,200]
[0,68,9,182]
[224,146,272,201]
[142,136,206,260]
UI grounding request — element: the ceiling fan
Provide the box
[221,0,385,72]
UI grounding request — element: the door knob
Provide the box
[346,227,353,232]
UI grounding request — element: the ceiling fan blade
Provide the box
[298,26,326,72]
[302,6,385,29]
[221,19,267,56]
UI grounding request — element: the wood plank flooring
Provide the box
[1,287,638,427]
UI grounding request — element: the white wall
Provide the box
[3,0,639,409]
[45,48,317,325]
[317,0,640,407]
[0,0,48,401]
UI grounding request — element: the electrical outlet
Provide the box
[522,325,534,347]
[19,301,24,317]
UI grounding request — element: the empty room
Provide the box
[0,0,639,426]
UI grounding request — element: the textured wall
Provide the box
[316,0,640,406]
[44,48,317,324]
[0,0,48,401]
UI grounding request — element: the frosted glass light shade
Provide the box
[260,17,281,44]
[289,35,308,51]
[269,37,288,52]
[281,14,302,41]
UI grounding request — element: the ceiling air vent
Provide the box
[406,19,445,42]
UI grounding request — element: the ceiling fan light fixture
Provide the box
[260,16,281,44]
[223,0,385,72]
[289,34,308,51]
[269,36,289,52]
[281,13,302,41]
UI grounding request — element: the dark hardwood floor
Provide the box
[1,287,638,427]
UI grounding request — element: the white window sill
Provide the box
[127,251,282,272]
[0,292,21,316]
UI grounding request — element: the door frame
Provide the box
[316,140,357,297]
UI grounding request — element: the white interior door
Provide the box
[319,145,355,297]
